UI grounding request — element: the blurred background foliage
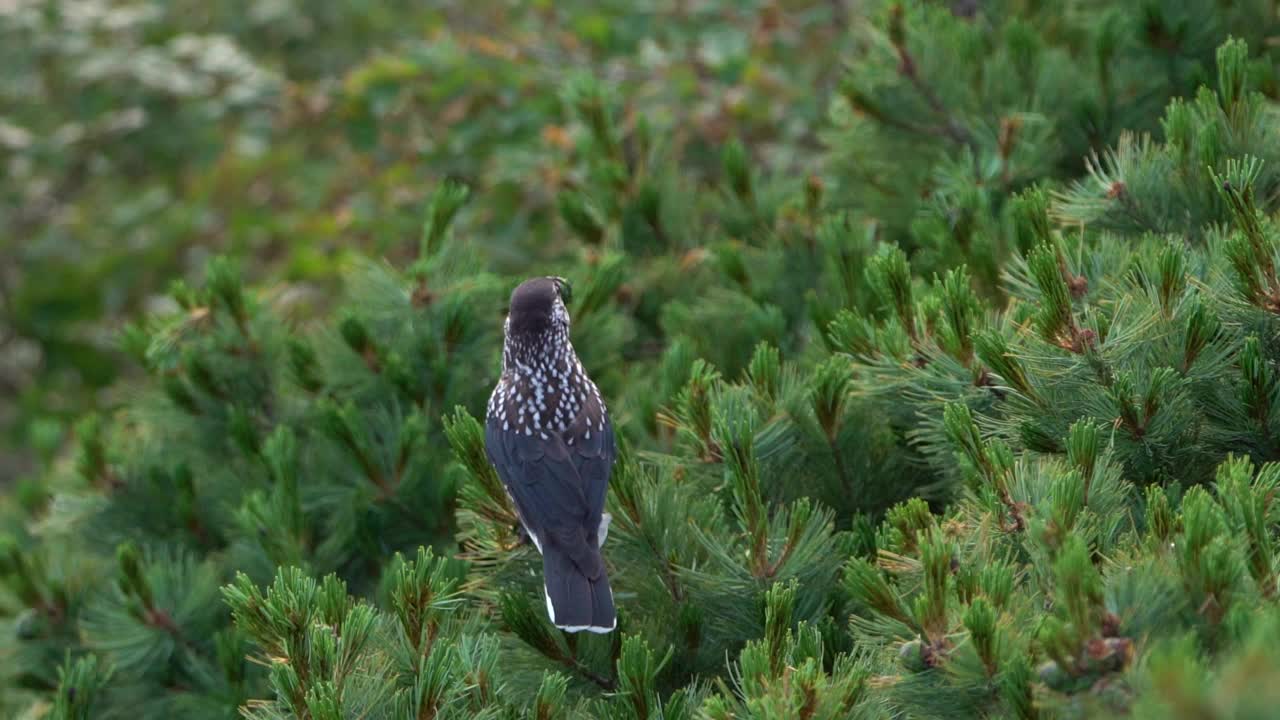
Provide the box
[3,0,1278,491]
[0,0,856,483]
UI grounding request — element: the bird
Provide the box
[484,276,617,633]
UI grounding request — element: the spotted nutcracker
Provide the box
[484,276,617,633]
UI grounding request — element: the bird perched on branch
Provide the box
[485,276,617,633]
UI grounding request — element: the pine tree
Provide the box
[3,7,1280,720]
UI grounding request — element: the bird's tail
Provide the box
[542,544,616,633]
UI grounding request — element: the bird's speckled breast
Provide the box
[487,348,607,445]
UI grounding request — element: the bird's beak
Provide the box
[551,276,572,303]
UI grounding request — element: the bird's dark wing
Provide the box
[485,415,604,580]
[563,394,615,537]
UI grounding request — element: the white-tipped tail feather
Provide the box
[545,584,617,634]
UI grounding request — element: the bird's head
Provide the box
[504,276,573,354]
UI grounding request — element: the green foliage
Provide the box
[3,4,1280,720]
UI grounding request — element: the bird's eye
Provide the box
[552,276,572,303]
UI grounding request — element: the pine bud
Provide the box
[964,597,999,674]
[286,338,323,392]
[1052,536,1104,644]
[184,351,222,398]
[1066,420,1101,487]
[887,3,907,49]
[1019,421,1062,454]
[1161,98,1194,160]
[1029,243,1076,349]
[0,536,41,607]
[1183,298,1220,371]
[1144,485,1177,546]
[52,655,111,720]
[302,677,342,720]
[998,654,1036,718]
[168,278,197,310]
[1216,456,1276,596]
[119,321,152,368]
[383,351,420,401]
[163,375,200,415]
[227,405,260,456]
[443,407,499,490]
[398,411,427,462]
[713,240,749,288]
[172,462,196,518]
[557,190,605,245]
[419,179,470,259]
[1106,372,1144,437]
[917,528,954,637]
[213,629,247,686]
[116,542,153,609]
[532,672,570,720]
[844,513,879,559]
[1156,244,1188,314]
[672,360,721,462]
[818,212,872,304]
[745,342,781,403]
[1177,487,1231,592]
[1240,335,1276,428]
[1215,38,1250,111]
[843,558,911,626]
[1006,185,1053,254]
[810,356,854,441]
[938,266,979,363]
[980,561,1015,609]
[1143,367,1178,423]
[866,245,916,336]
[885,497,934,553]
[944,403,991,480]
[1045,469,1086,548]
[74,414,108,488]
[701,696,734,720]
[1215,159,1273,296]
[205,256,247,327]
[632,181,662,232]
[618,637,674,716]
[975,330,1039,402]
[826,309,881,358]
[338,315,372,356]
[763,580,798,673]
[562,74,615,155]
[805,174,824,216]
[722,138,753,203]
[678,601,704,655]
[499,592,559,658]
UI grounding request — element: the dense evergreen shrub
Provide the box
[4,3,1280,719]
